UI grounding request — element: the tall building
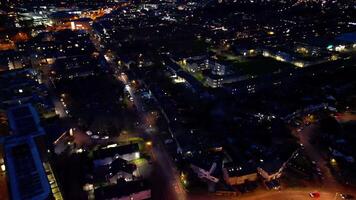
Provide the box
[0,104,62,200]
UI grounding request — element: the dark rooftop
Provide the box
[7,104,44,136]
[93,143,139,160]
[224,162,257,177]
[94,180,150,200]
[4,138,51,200]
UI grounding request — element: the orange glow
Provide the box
[47,21,91,32]
[0,42,15,51]
[80,9,106,20]
[11,32,30,42]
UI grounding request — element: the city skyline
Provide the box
[0,0,355,200]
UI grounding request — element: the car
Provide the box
[91,135,99,139]
[164,139,173,144]
[340,194,354,199]
[309,192,320,198]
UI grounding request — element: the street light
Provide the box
[331,158,337,165]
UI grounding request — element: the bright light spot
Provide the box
[331,158,337,165]
[83,184,94,191]
[76,148,84,153]
[134,152,140,159]
[125,85,130,91]
[107,144,118,148]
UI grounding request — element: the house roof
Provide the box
[258,159,284,174]
[93,143,139,160]
[4,136,50,200]
[7,104,45,136]
[109,157,136,175]
[224,162,257,177]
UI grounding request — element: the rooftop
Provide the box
[4,138,51,200]
[93,143,139,160]
[7,104,44,136]
[94,180,150,200]
[224,162,257,177]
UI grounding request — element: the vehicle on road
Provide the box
[340,194,355,199]
[309,192,320,198]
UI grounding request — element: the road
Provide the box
[299,125,338,188]
[294,124,356,199]
[187,187,343,200]
[237,188,336,200]
[120,72,187,200]
[88,29,187,200]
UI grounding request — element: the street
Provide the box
[120,72,187,200]
[90,30,187,199]
[293,123,356,200]
[299,125,338,188]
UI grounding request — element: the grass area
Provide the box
[55,75,141,135]
[178,61,206,84]
[213,51,245,62]
[211,48,295,76]
[216,53,295,76]
[167,39,209,56]
[131,158,147,166]
[233,57,295,76]
[192,71,205,83]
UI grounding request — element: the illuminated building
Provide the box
[0,104,62,200]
